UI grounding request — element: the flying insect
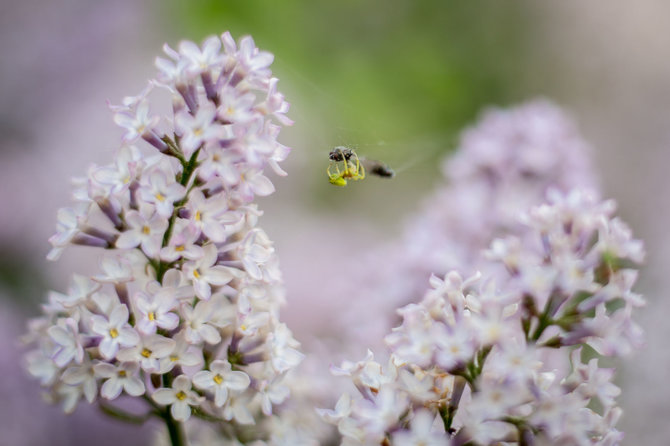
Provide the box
[327,147,365,186]
[327,146,395,187]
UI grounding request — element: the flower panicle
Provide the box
[26,32,303,441]
[320,188,643,446]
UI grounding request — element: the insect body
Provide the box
[327,146,395,186]
[328,147,355,163]
[327,147,366,186]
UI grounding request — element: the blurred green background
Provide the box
[3,0,544,309]
[162,0,536,216]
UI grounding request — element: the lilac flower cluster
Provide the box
[417,100,596,272]
[24,33,302,444]
[320,188,644,445]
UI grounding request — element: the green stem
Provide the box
[179,148,201,187]
[439,403,451,434]
[530,294,558,342]
[466,361,477,384]
[192,407,226,423]
[475,345,492,376]
[99,401,153,424]
[530,314,551,342]
[142,393,163,411]
[441,376,467,434]
[518,427,533,446]
[538,335,562,348]
[162,409,186,446]
[161,135,187,163]
[156,148,200,282]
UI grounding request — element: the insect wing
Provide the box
[361,158,395,178]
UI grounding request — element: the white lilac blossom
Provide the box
[24,32,303,446]
[321,188,644,445]
[152,374,204,422]
[94,361,146,400]
[193,360,251,407]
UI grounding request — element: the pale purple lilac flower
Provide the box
[90,305,139,360]
[134,289,180,335]
[94,361,145,400]
[321,188,644,445]
[175,102,227,158]
[25,32,303,445]
[182,244,237,300]
[192,359,251,407]
[113,101,161,145]
[151,375,203,422]
[115,209,168,257]
[47,318,85,368]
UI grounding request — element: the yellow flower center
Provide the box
[109,328,119,339]
[148,311,156,321]
[142,225,151,235]
[213,374,224,385]
[176,391,187,401]
[141,348,152,358]
[175,245,185,252]
[193,269,201,279]
[155,192,166,202]
[118,370,127,378]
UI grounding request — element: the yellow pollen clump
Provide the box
[240,324,247,331]
[170,354,179,362]
[148,312,156,321]
[141,348,152,358]
[195,211,201,222]
[176,391,187,401]
[175,245,185,252]
[109,328,119,339]
[118,370,127,378]
[213,374,224,385]
[193,269,201,279]
[227,107,235,115]
[155,192,166,202]
[142,226,151,235]
[194,128,203,136]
